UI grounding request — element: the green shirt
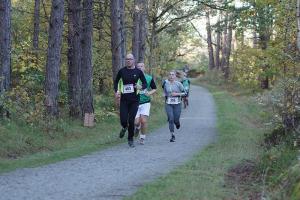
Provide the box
[139,74,157,104]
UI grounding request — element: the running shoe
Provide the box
[119,127,127,138]
[175,122,180,129]
[170,134,175,142]
[139,138,145,145]
[128,140,135,148]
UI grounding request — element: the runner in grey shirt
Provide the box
[163,70,186,142]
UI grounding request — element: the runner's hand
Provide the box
[171,92,178,97]
[115,91,121,99]
[135,84,142,90]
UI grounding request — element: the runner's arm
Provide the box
[162,80,166,89]
[146,79,157,95]
[114,70,121,93]
[139,71,147,90]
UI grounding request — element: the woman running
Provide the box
[163,70,186,142]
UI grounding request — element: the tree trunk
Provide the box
[241,29,244,46]
[119,0,126,67]
[206,10,215,70]
[260,33,270,89]
[138,0,148,63]
[215,31,221,69]
[0,0,11,117]
[148,0,158,75]
[67,0,82,118]
[45,0,64,116]
[297,0,300,52]
[253,31,258,48]
[220,13,228,72]
[132,0,141,61]
[224,21,233,79]
[215,15,221,70]
[33,0,40,54]
[81,0,94,115]
[110,0,122,80]
[252,15,258,48]
[149,20,157,75]
[97,0,105,43]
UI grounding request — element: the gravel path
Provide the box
[0,85,217,200]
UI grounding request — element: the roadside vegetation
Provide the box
[127,72,300,200]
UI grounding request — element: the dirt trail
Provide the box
[0,85,217,200]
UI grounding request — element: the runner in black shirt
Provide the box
[114,53,147,147]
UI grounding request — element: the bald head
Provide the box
[125,53,135,68]
[126,53,134,59]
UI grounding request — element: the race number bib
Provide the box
[123,84,134,93]
[166,97,180,104]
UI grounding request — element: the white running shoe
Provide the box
[139,138,145,145]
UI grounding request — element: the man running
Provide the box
[134,63,157,145]
[163,70,186,142]
[114,54,147,148]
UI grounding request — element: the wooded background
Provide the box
[0,0,299,137]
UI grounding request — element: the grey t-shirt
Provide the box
[163,80,185,97]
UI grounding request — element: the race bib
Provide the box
[123,84,134,93]
[166,97,180,104]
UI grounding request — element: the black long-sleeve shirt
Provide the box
[114,67,147,102]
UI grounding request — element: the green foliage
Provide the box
[94,94,118,121]
[232,0,298,88]
[258,145,297,177]
[232,46,282,88]
[11,0,48,76]
[256,143,299,199]
[1,86,45,126]
[260,78,300,138]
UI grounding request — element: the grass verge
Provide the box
[126,80,266,200]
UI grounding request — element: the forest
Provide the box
[0,0,300,199]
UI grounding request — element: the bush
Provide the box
[1,86,45,126]
[270,79,300,135]
[256,78,300,147]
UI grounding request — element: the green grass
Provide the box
[257,141,300,199]
[0,93,166,174]
[126,81,265,200]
